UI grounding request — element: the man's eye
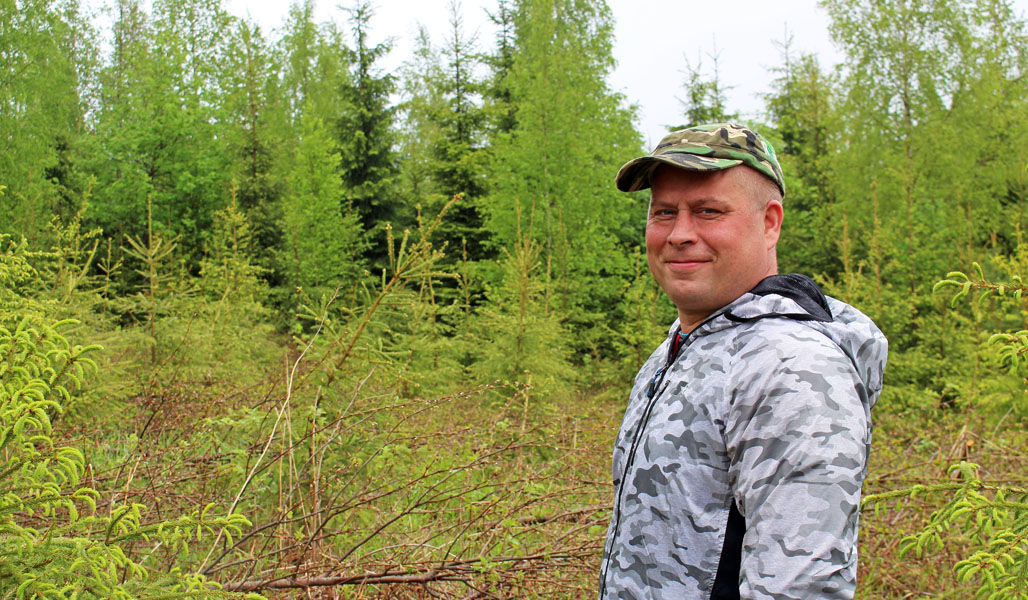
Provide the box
[654,209,675,217]
[698,208,721,216]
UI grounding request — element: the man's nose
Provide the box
[666,212,697,245]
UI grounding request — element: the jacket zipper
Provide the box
[599,327,683,596]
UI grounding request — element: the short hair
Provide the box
[743,166,783,211]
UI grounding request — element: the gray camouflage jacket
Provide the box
[599,274,887,600]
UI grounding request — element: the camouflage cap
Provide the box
[615,123,785,198]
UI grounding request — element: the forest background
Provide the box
[2,0,1028,597]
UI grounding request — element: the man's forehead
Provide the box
[649,164,747,194]
[647,165,776,210]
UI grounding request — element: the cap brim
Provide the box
[615,153,744,192]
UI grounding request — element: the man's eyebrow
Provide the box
[650,196,729,207]
[694,198,730,207]
[648,200,674,213]
[648,195,679,206]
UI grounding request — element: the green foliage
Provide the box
[278,0,351,127]
[200,192,267,308]
[482,0,518,136]
[278,114,365,311]
[764,40,841,277]
[221,18,286,276]
[0,236,44,315]
[191,194,278,383]
[428,3,491,261]
[484,0,642,353]
[470,217,576,403]
[180,202,609,597]
[387,209,474,397]
[397,5,491,268]
[671,47,736,130]
[337,1,403,268]
[933,260,1028,417]
[85,0,233,266]
[121,197,185,368]
[396,27,451,246]
[6,0,1028,596]
[607,247,675,384]
[821,0,1028,297]
[0,246,259,599]
[858,263,1028,597]
[0,0,93,243]
[864,462,1028,600]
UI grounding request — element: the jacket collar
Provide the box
[726,273,833,322]
[670,273,833,338]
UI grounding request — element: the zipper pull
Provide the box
[646,363,667,399]
[647,327,685,399]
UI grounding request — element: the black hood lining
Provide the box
[723,273,833,324]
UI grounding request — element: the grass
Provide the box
[41,289,1028,599]
[858,401,1028,599]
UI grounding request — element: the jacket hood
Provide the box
[672,273,888,408]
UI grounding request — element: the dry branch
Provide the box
[222,549,595,592]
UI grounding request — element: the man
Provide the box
[598,123,888,600]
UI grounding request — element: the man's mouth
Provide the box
[665,258,710,270]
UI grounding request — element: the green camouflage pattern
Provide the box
[598,275,887,599]
[615,122,786,197]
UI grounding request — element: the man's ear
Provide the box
[764,200,783,249]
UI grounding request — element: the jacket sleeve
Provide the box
[723,329,872,600]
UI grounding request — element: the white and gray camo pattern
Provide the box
[599,281,888,600]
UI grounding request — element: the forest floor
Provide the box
[858,404,1028,599]
[54,350,1028,599]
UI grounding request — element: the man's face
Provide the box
[646,165,783,331]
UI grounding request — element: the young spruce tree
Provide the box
[483,0,642,353]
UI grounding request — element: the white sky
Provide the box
[228,0,1028,148]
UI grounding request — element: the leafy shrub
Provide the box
[860,262,1028,599]
[0,237,260,600]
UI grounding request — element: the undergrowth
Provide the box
[6,204,1028,598]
